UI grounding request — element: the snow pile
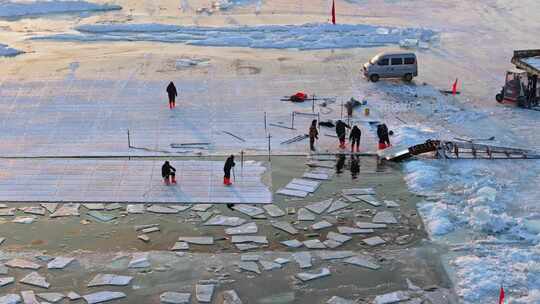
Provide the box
[0,43,23,57]
[397,125,540,302]
[0,0,121,19]
[35,23,438,50]
[452,245,540,303]
[212,0,259,10]
[175,58,210,69]
[417,201,456,235]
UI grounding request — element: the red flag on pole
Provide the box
[452,78,458,95]
[499,286,505,304]
[331,0,336,24]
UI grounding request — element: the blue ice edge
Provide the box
[0,44,24,57]
[31,22,439,50]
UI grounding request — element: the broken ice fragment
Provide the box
[296,267,330,282]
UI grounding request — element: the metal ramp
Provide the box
[381,140,540,161]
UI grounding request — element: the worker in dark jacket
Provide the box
[161,161,177,185]
[309,120,318,152]
[349,125,361,153]
[381,124,391,147]
[377,124,386,150]
[335,120,350,149]
[223,155,235,186]
[166,81,178,110]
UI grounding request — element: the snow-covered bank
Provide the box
[392,126,540,303]
[34,23,437,50]
[0,0,121,19]
[0,43,23,57]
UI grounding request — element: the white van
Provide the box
[363,52,418,82]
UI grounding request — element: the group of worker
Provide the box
[163,81,391,187]
[309,119,391,152]
[161,155,236,186]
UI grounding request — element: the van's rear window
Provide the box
[404,57,415,64]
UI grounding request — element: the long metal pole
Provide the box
[127,129,131,148]
[268,134,271,162]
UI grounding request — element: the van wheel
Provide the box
[495,93,503,103]
[370,74,379,82]
[403,73,413,82]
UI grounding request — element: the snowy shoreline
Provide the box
[33,22,438,50]
[0,0,121,19]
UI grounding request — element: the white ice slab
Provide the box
[263,204,285,217]
[276,189,308,198]
[0,277,14,287]
[310,220,333,230]
[160,292,191,304]
[204,215,246,227]
[285,182,318,193]
[196,284,215,303]
[272,221,298,235]
[296,267,331,282]
[0,160,271,204]
[231,236,268,244]
[342,188,376,195]
[326,200,350,214]
[355,222,387,229]
[303,239,326,249]
[337,226,373,235]
[373,211,398,224]
[36,292,65,303]
[88,274,132,287]
[281,239,303,248]
[318,251,354,260]
[357,195,381,207]
[293,252,312,269]
[326,232,352,243]
[302,172,330,180]
[225,222,258,235]
[343,255,381,270]
[305,199,333,214]
[178,237,214,245]
[238,262,260,274]
[47,257,74,269]
[5,258,40,270]
[298,208,316,221]
[362,236,387,246]
[83,291,126,304]
[373,291,410,304]
[221,290,243,304]
[327,296,354,304]
[232,204,265,217]
[20,272,50,288]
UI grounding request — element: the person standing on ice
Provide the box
[166,81,178,110]
[382,124,391,147]
[377,124,386,150]
[335,120,350,149]
[223,155,235,186]
[161,161,177,185]
[309,120,318,152]
[349,125,361,153]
